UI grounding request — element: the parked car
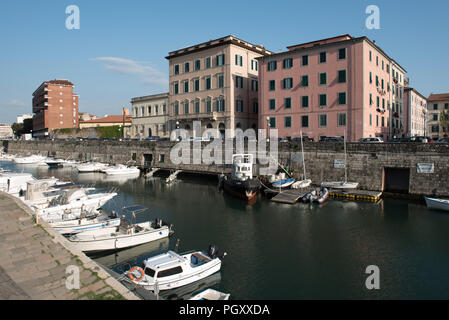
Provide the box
[359,137,384,143]
[292,136,313,142]
[320,136,344,142]
[144,136,160,141]
[436,137,449,143]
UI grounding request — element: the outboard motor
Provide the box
[154,218,159,229]
[208,245,218,259]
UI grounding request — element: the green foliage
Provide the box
[440,111,449,133]
[96,126,123,138]
[11,123,24,136]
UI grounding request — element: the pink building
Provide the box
[257,35,407,142]
[403,87,427,137]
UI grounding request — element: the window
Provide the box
[319,72,327,85]
[301,115,309,128]
[445,103,449,109]
[369,72,372,84]
[433,104,438,110]
[319,52,326,63]
[338,48,346,60]
[148,106,152,115]
[283,78,293,89]
[194,79,200,92]
[338,70,346,83]
[206,98,211,113]
[251,60,258,71]
[216,54,225,66]
[283,58,293,69]
[284,97,291,109]
[174,102,179,115]
[253,102,258,113]
[386,64,390,73]
[433,114,438,121]
[369,94,373,105]
[174,64,179,75]
[184,62,190,73]
[195,60,201,71]
[431,124,439,133]
[269,99,276,110]
[235,54,243,66]
[218,74,224,88]
[369,51,372,61]
[205,57,211,69]
[319,114,327,127]
[195,100,200,113]
[338,113,347,126]
[381,79,384,89]
[157,266,183,278]
[377,96,380,107]
[205,76,211,90]
[381,116,385,127]
[184,101,189,114]
[184,80,189,93]
[235,76,244,88]
[376,56,379,66]
[338,92,346,105]
[319,94,327,106]
[369,114,372,126]
[268,61,277,71]
[216,98,225,112]
[376,75,379,87]
[285,116,292,128]
[302,55,308,66]
[269,117,276,128]
[251,80,258,92]
[302,96,309,108]
[173,82,179,94]
[236,100,244,112]
[301,75,309,87]
[269,80,276,91]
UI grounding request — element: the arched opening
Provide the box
[206,123,213,129]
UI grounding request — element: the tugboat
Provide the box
[219,154,260,201]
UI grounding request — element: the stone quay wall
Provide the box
[2,140,449,197]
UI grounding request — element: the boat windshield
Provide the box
[143,265,155,277]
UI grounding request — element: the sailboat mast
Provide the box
[300,131,306,180]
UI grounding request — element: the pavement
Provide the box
[0,192,140,300]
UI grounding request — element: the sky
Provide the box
[0,0,448,123]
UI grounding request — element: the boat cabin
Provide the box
[231,154,254,181]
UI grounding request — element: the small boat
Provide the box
[222,154,260,201]
[190,288,230,300]
[76,162,109,173]
[50,211,121,235]
[272,178,295,189]
[320,181,359,190]
[68,217,173,252]
[292,179,312,189]
[13,155,46,164]
[103,164,140,176]
[310,188,329,204]
[166,170,181,183]
[424,197,449,212]
[124,245,225,291]
[46,159,65,169]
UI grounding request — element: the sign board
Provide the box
[334,159,346,169]
[417,163,434,174]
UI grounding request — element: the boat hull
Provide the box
[425,197,449,212]
[51,217,121,235]
[222,178,260,201]
[321,181,359,190]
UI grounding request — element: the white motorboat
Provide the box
[34,189,117,221]
[166,170,182,183]
[13,155,46,164]
[292,179,312,189]
[123,245,225,291]
[424,197,449,212]
[68,217,173,252]
[272,178,295,189]
[189,288,230,300]
[49,211,121,235]
[103,164,140,176]
[76,162,109,173]
[0,172,35,195]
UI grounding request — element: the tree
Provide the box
[11,123,24,136]
[440,110,449,136]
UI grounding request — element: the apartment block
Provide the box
[32,79,79,137]
[403,87,427,137]
[166,35,272,138]
[427,93,449,139]
[131,92,169,139]
[257,35,407,142]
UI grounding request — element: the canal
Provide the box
[2,161,449,299]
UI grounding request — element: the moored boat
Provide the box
[424,197,449,212]
[272,178,295,189]
[221,154,260,201]
[190,288,230,300]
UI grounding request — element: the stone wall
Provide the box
[2,140,449,196]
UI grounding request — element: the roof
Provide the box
[33,79,74,96]
[131,92,169,103]
[428,93,449,102]
[143,251,185,271]
[79,115,132,124]
[165,35,273,60]
[404,87,427,101]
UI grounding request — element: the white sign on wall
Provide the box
[417,163,434,174]
[334,159,346,169]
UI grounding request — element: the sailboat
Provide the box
[292,131,312,189]
[321,130,359,190]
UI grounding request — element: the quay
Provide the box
[0,191,140,300]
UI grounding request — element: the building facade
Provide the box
[78,113,131,129]
[16,114,33,124]
[166,35,272,139]
[427,93,449,139]
[130,93,169,139]
[257,35,406,142]
[32,79,79,137]
[0,124,13,138]
[403,87,427,137]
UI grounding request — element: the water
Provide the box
[2,160,449,299]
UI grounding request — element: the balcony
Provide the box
[171,111,229,121]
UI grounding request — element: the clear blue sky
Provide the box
[0,0,448,123]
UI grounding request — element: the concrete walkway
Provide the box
[0,192,140,300]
